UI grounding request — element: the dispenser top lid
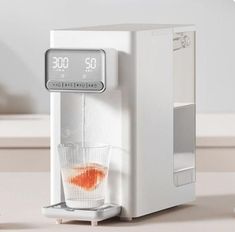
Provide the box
[53,24,195,33]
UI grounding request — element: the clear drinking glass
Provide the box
[58,143,111,209]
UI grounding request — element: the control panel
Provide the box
[45,49,106,93]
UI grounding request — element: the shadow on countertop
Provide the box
[0,222,40,230]
[63,194,235,227]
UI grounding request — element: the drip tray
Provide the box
[42,202,121,225]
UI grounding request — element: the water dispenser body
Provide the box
[47,24,196,219]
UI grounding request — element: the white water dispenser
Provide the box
[42,24,196,226]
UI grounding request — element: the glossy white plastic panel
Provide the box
[134,28,195,217]
[173,30,196,187]
[50,29,135,218]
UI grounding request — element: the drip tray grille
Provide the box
[42,202,121,225]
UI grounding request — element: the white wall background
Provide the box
[0,0,234,113]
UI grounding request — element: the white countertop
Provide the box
[0,114,49,148]
[196,114,235,147]
[1,172,235,231]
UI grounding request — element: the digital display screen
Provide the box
[45,49,106,92]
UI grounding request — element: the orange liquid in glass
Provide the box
[68,163,107,191]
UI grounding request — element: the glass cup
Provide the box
[58,143,111,209]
